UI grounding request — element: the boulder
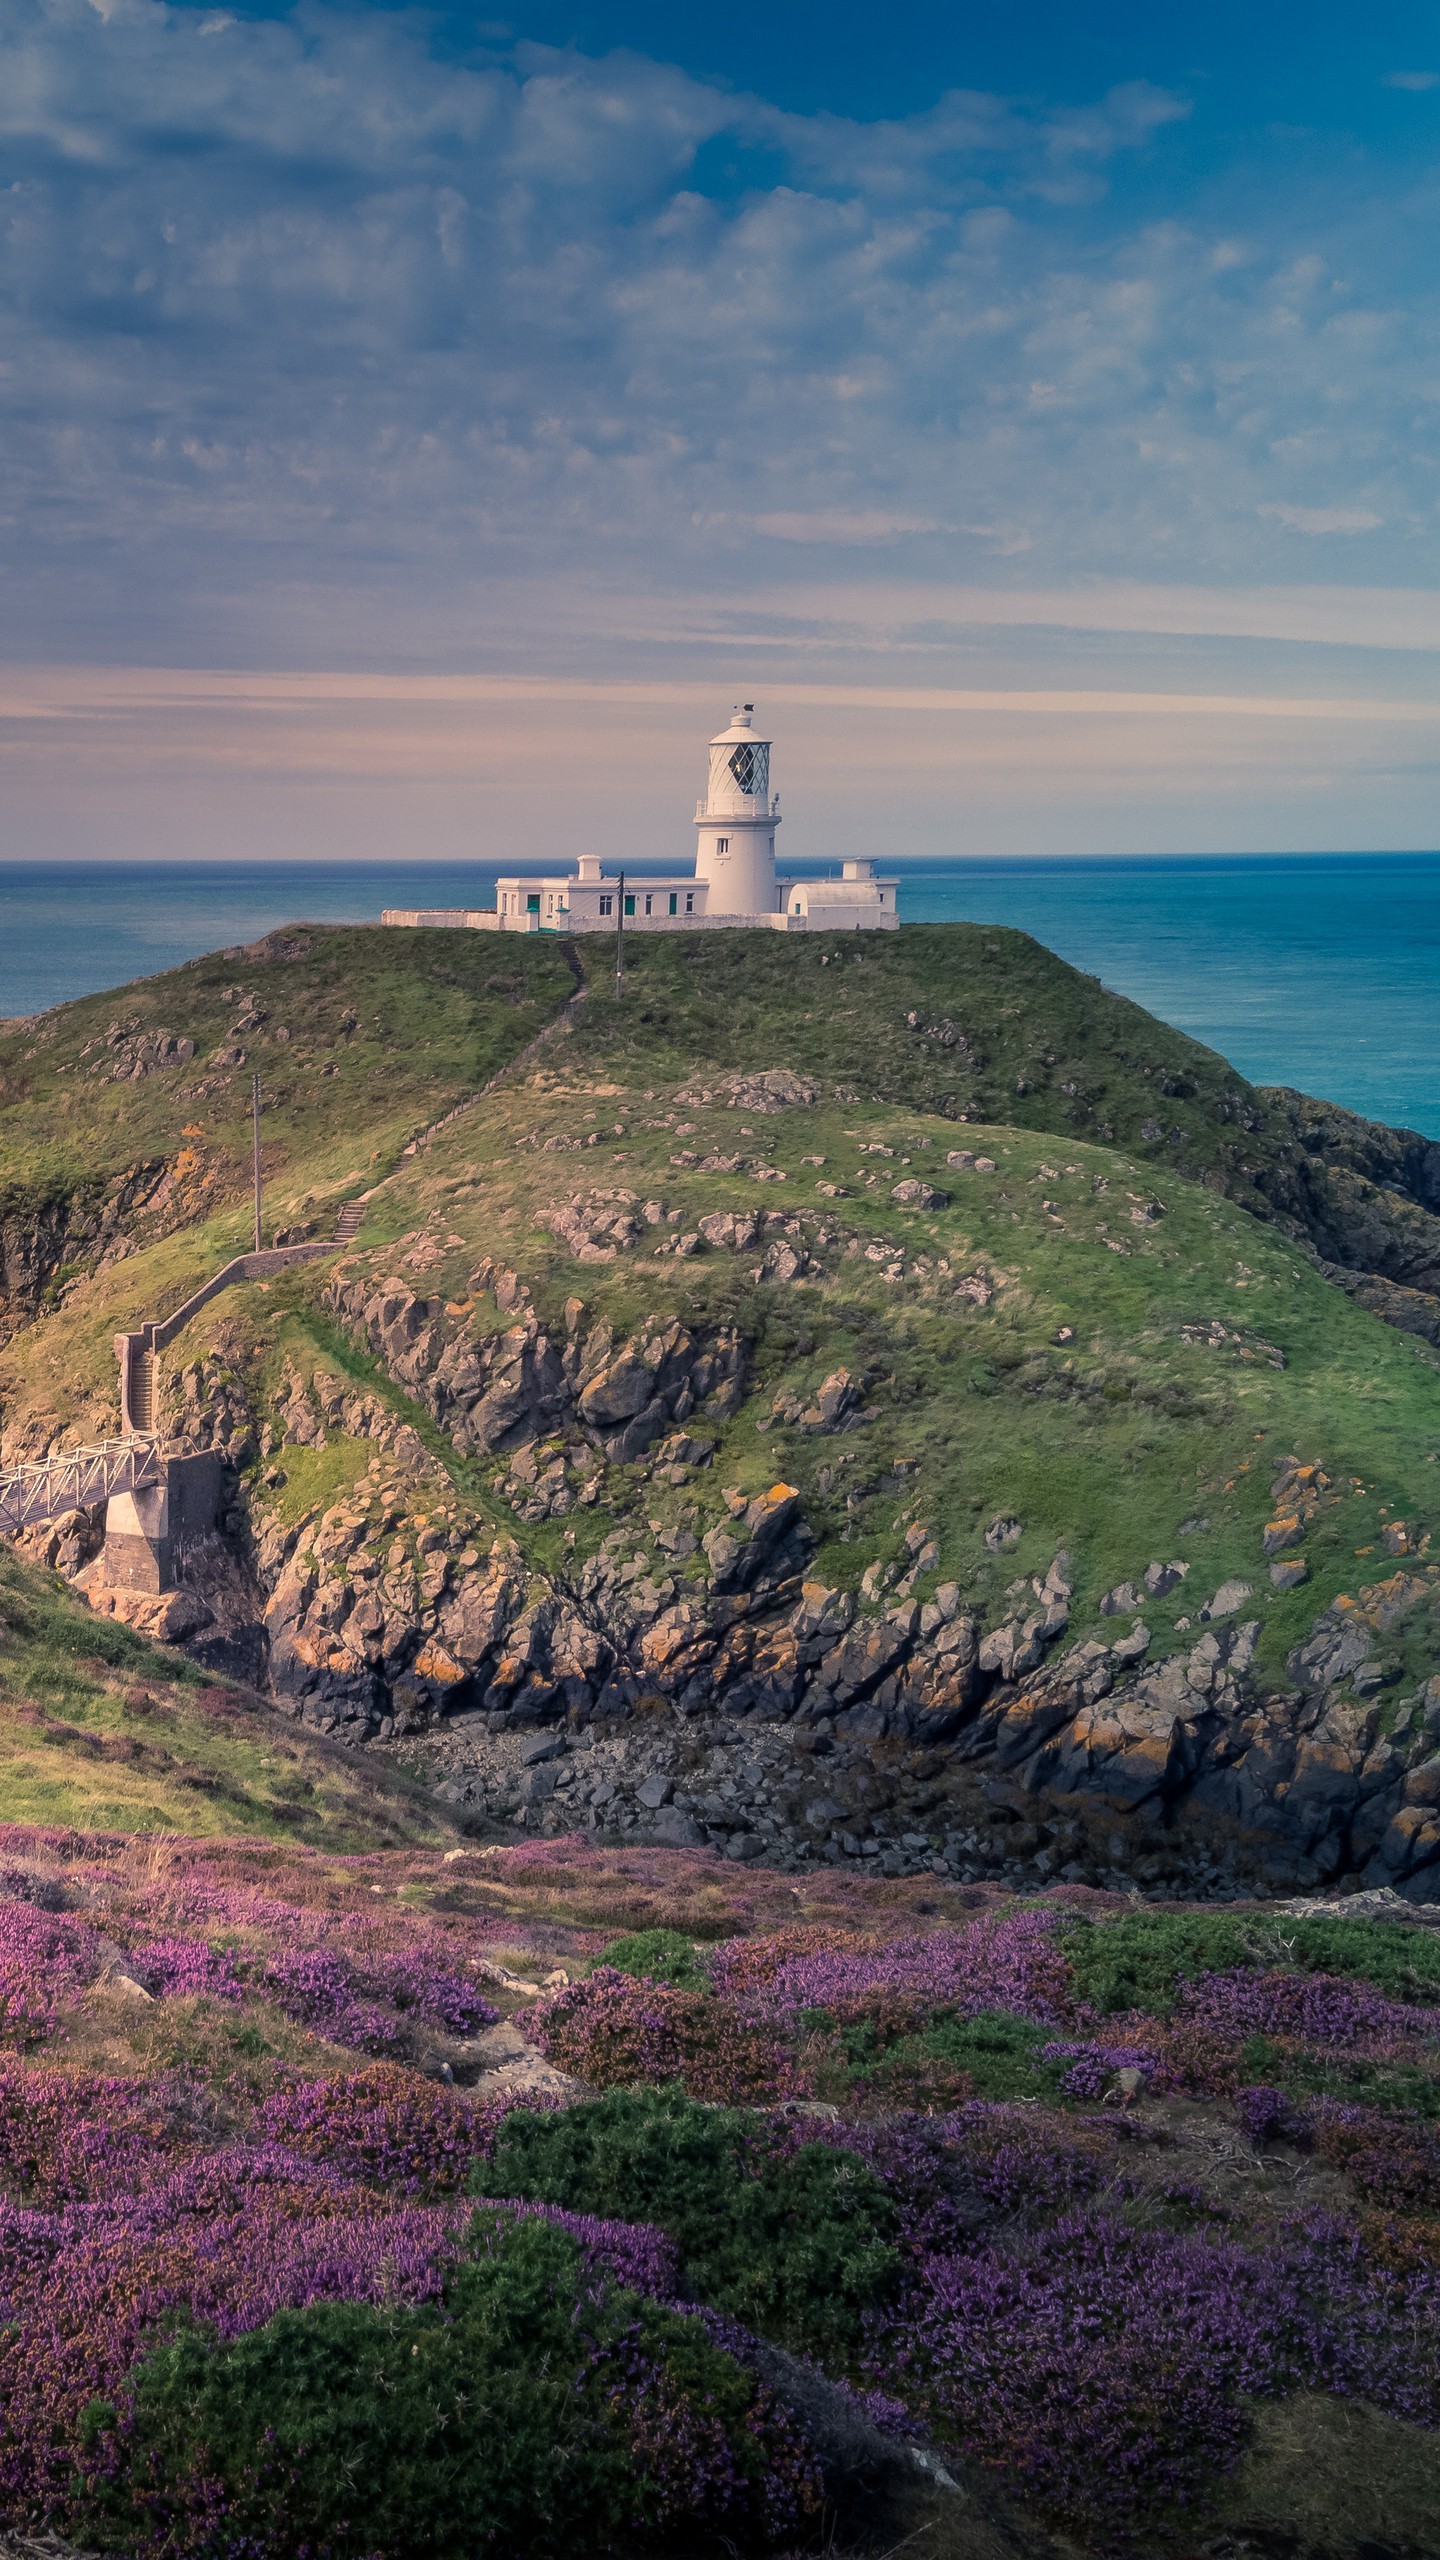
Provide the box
[1201,1579,1254,1621]
[1262,1515,1304,1556]
[698,1210,760,1253]
[1099,1583,1144,1617]
[785,1367,862,1433]
[1143,1560,1187,1597]
[890,1178,949,1209]
[519,1732,566,1767]
[649,1806,703,1846]
[579,1347,659,1428]
[1110,1621,1151,1665]
[1288,1613,1374,1691]
[681,1069,819,1112]
[978,1616,1047,1682]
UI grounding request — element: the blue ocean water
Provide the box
[1,852,1436,1138]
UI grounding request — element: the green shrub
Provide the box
[481,2086,900,2363]
[880,2009,1067,2104]
[1062,1908,1440,2021]
[1244,2035,1440,2120]
[1282,1915,1440,2008]
[78,2215,814,2559]
[596,1928,711,1991]
[1060,1912,1264,2017]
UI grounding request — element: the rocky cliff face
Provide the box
[0,1161,174,1354]
[131,1320,1440,1905]
[328,1265,747,1472]
[1241,1089,1440,1346]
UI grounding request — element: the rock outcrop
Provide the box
[327,1270,746,1472]
[0,1161,179,1358]
[226,1378,1440,1897]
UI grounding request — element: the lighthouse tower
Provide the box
[694,703,779,917]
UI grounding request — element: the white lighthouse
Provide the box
[383,702,899,934]
[694,703,780,917]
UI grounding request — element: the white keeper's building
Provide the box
[383,703,899,936]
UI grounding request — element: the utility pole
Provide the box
[252,1074,263,1252]
[615,868,626,1000]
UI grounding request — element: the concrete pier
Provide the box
[99,1450,227,1593]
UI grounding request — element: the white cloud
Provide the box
[746,511,942,543]
[0,0,1429,710]
[1383,70,1440,90]
[1260,504,1386,535]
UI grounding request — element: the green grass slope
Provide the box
[0,926,575,1290]
[7,917,1440,1699]
[559,923,1440,1281]
[6,917,1439,1357]
[120,1055,1440,1696]
[0,1549,451,1846]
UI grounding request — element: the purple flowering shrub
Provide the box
[881,2219,1269,2540]
[363,1944,499,2036]
[0,2062,194,2205]
[710,1907,1071,2027]
[0,1902,104,2048]
[0,2159,462,2515]
[1038,2039,1155,2101]
[260,2065,506,2198]
[878,2200,1440,2546]
[582,2304,822,2549]
[1180,1965,1440,2049]
[1357,2210,1440,2273]
[1308,2102,1440,2213]
[0,1834,1432,2551]
[947,2104,1120,2221]
[118,1931,500,2050]
[1234,2083,1308,2147]
[531,1968,793,2104]
[126,1934,247,2003]
[0,2177,687,2536]
[256,1947,405,2052]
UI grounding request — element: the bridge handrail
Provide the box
[0,1435,164,1536]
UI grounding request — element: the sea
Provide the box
[2,851,1438,1140]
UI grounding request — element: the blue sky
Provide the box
[1,0,1439,862]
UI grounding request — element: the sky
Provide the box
[2,0,1440,864]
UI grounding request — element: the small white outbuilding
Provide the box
[383,703,899,935]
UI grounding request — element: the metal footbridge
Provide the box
[0,1437,165,1539]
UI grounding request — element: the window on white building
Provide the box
[668,892,677,914]
[599,894,612,916]
[644,893,653,915]
[685,892,694,912]
[715,837,729,855]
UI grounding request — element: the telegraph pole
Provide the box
[614,869,626,1000]
[252,1074,263,1252]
